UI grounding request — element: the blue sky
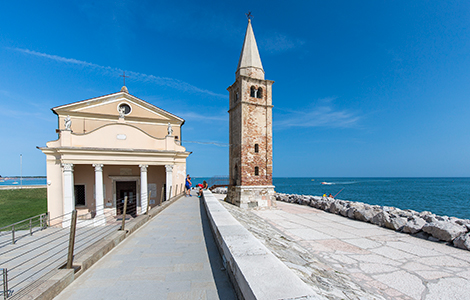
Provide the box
[1,0,469,177]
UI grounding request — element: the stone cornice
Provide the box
[228,101,274,113]
[38,146,191,157]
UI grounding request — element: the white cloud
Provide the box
[275,100,361,129]
[9,47,226,98]
[261,33,305,53]
[175,111,228,122]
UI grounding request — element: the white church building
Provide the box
[39,86,190,224]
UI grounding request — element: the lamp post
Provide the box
[20,154,22,188]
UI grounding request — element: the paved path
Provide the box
[54,194,236,300]
[236,199,470,300]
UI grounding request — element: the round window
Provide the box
[118,103,131,115]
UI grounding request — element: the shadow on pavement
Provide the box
[198,197,238,299]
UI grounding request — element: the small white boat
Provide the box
[321,182,333,185]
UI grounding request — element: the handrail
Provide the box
[0,213,48,231]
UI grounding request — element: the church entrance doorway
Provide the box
[116,181,137,217]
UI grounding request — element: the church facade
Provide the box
[39,86,190,224]
[227,19,276,208]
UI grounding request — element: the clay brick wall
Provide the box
[228,76,273,187]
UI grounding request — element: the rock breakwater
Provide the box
[276,193,470,251]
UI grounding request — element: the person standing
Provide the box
[185,175,192,197]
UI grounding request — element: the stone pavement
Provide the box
[217,194,470,300]
[54,193,236,300]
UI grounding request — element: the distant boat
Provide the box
[321,182,333,185]
[12,182,19,184]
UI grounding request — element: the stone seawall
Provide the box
[276,193,470,251]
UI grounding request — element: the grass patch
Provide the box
[0,188,47,228]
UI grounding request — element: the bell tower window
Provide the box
[257,87,263,98]
[254,144,259,153]
[254,167,259,176]
[250,86,256,97]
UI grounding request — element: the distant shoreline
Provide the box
[0,176,46,179]
[0,185,46,190]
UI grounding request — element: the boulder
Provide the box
[354,207,376,222]
[419,211,433,217]
[422,221,468,242]
[403,217,427,234]
[339,206,349,217]
[371,211,390,227]
[347,207,356,219]
[453,232,470,250]
[424,214,438,223]
[329,201,343,214]
[384,216,407,231]
[454,218,470,226]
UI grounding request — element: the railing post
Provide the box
[66,210,78,270]
[120,196,128,231]
[146,197,150,220]
[47,212,50,227]
[11,225,14,245]
[2,268,8,300]
[29,218,32,236]
[181,183,183,195]
[169,186,172,199]
[160,186,165,203]
[39,214,43,230]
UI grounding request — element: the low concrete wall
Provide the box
[202,190,323,300]
[11,269,74,300]
[16,194,183,299]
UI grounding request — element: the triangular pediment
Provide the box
[53,91,183,123]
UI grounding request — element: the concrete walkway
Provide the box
[54,193,236,300]
[242,200,470,300]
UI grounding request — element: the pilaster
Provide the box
[140,164,148,214]
[62,163,74,227]
[93,164,104,223]
[165,164,173,200]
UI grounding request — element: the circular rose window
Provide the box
[118,103,131,115]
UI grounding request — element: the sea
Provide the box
[2,177,468,220]
[192,177,470,220]
[0,177,46,187]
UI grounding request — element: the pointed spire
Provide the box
[237,19,265,80]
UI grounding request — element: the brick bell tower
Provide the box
[227,18,276,208]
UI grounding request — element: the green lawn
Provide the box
[0,188,47,228]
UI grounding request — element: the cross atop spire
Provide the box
[246,11,253,20]
[236,16,264,80]
[120,71,129,93]
[120,71,129,86]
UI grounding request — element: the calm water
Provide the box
[0,177,46,186]
[193,177,470,220]
[4,177,468,220]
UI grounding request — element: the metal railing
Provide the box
[207,176,229,190]
[0,213,49,246]
[0,186,188,299]
[0,197,137,299]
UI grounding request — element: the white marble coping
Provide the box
[202,190,324,300]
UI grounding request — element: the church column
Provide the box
[93,164,104,216]
[140,165,148,214]
[165,165,173,200]
[62,163,74,227]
